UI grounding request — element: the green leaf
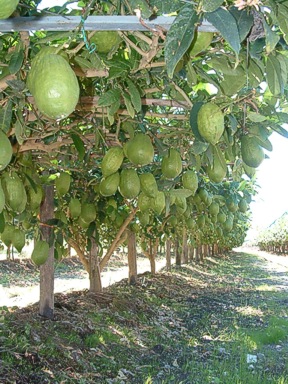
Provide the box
[247,112,267,122]
[277,4,288,44]
[0,100,12,133]
[71,133,85,161]
[277,53,288,88]
[0,212,5,233]
[191,140,209,155]
[126,79,142,113]
[263,19,280,54]
[229,7,253,42]
[128,0,153,19]
[149,0,182,13]
[9,50,24,74]
[170,189,193,199]
[98,89,121,107]
[73,56,93,70]
[255,137,273,151]
[202,0,223,13]
[123,93,135,118]
[15,120,25,145]
[205,8,241,56]
[190,102,204,142]
[270,123,288,138]
[266,54,283,96]
[164,5,199,78]
[6,79,26,92]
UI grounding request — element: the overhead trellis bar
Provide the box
[0,16,217,33]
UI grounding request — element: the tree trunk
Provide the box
[182,229,188,264]
[89,237,102,293]
[166,239,171,271]
[128,230,137,285]
[150,239,157,275]
[189,247,195,262]
[39,185,54,319]
[175,239,181,266]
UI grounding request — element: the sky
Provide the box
[37,0,288,240]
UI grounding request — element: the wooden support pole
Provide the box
[127,230,137,285]
[39,185,54,319]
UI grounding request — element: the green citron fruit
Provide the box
[161,149,182,179]
[90,31,121,53]
[0,130,12,171]
[152,191,165,215]
[189,32,213,57]
[31,240,50,266]
[138,211,150,226]
[27,47,69,93]
[217,212,226,224]
[197,103,224,145]
[28,185,43,211]
[69,198,81,219]
[227,197,238,213]
[1,172,27,213]
[0,0,19,19]
[29,54,79,120]
[238,198,248,213]
[197,215,206,229]
[223,217,233,232]
[126,134,154,166]
[139,173,158,198]
[12,228,25,253]
[138,192,151,212]
[77,216,90,229]
[1,224,14,247]
[101,147,124,177]
[119,169,140,199]
[209,201,220,216]
[0,183,5,213]
[207,155,227,183]
[241,135,265,168]
[182,171,198,195]
[99,172,120,196]
[55,172,71,196]
[80,202,96,224]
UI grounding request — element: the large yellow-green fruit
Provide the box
[12,228,25,253]
[238,198,248,213]
[28,185,43,211]
[208,201,220,216]
[90,31,121,53]
[217,212,226,224]
[152,191,165,215]
[138,192,151,212]
[0,130,12,171]
[1,172,27,213]
[207,155,227,183]
[182,171,198,194]
[126,134,154,166]
[161,149,182,179]
[99,172,120,196]
[80,202,96,224]
[28,54,79,120]
[55,172,71,196]
[101,147,124,177]
[241,135,265,168]
[189,32,213,57]
[138,211,150,226]
[197,103,224,145]
[0,183,5,213]
[31,240,50,266]
[119,169,140,199]
[0,0,19,19]
[139,173,158,198]
[69,198,81,219]
[1,224,14,247]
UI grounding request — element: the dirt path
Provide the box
[1,256,172,308]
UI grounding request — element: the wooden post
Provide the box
[39,185,54,319]
[182,228,188,264]
[175,239,181,266]
[89,237,102,292]
[166,239,171,271]
[128,230,137,284]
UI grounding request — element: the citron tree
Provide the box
[0,0,287,306]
